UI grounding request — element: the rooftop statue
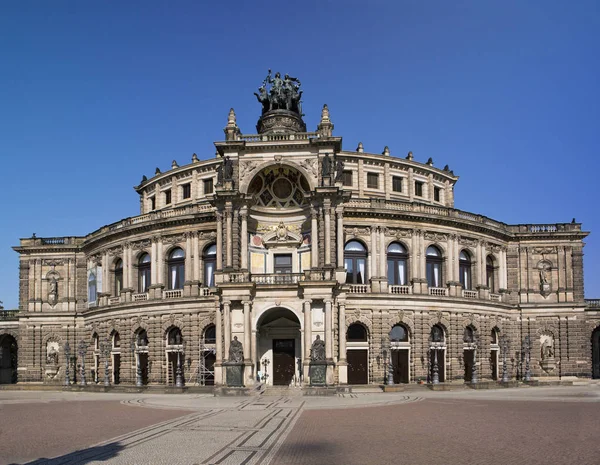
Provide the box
[254,69,303,115]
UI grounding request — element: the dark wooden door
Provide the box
[113,353,121,384]
[273,339,295,385]
[490,350,498,380]
[139,353,149,385]
[392,350,409,384]
[168,352,178,385]
[593,330,600,379]
[347,349,368,384]
[204,353,216,386]
[429,349,445,382]
[463,349,474,382]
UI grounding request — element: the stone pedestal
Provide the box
[244,362,254,386]
[411,278,428,295]
[337,361,348,384]
[447,281,462,297]
[370,278,387,294]
[225,362,244,387]
[477,285,490,300]
[309,362,327,386]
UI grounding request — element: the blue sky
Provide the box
[0,1,598,308]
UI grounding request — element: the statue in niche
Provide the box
[48,277,58,305]
[540,336,554,361]
[334,157,344,183]
[310,335,326,361]
[537,261,552,297]
[216,164,223,186]
[229,336,244,363]
[322,154,332,179]
[46,346,59,365]
[223,156,233,182]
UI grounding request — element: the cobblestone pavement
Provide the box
[1,385,599,465]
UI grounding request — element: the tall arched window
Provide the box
[344,240,367,284]
[168,248,185,290]
[459,250,472,290]
[426,245,443,288]
[167,327,183,346]
[431,324,445,343]
[390,324,409,342]
[387,242,408,285]
[138,253,151,293]
[114,259,123,296]
[486,255,496,291]
[88,273,97,303]
[136,329,148,347]
[203,244,217,287]
[347,323,368,342]
[203,324,216,344]
[464,326,475,343]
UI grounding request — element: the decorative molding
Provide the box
[131,239,151,250]
[424,232,448,242]
[42,259,64,267]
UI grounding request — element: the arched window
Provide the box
[459,250,472,290]
[387,242,408,286]
[431,324,445,343]
[486,255,496,291]
[347,323,368,342]
[344,240,367,284]
[426,246,443,288]
[464,326,475,343]
[390,324,409,342]
[203,244,217,287]
[93,333,99,351]
[88,273,97,303]
[168,248,185,290]
[112,332,121,349]
[167,327,183,346]
[138,253,151,293]
[136,330,148,347]
[203,324,216,344]
[114,259,123,296]
[490,328,499,345]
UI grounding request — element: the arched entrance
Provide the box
[592,327,600,379]
[0,334,18,384]
[390,324,410,384]
[346,323,369,384]
[256,308,301,386]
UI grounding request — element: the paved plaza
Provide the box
[1,385,599,465]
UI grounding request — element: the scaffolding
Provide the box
[198,327,216,386]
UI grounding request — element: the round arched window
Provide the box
[114,259,123,296]
[426,245,443,288]
[203,244,217,287]
[387,242,408,286]
[138,253,151,293]
[168,248,185,290]
[431,325,444,343]
[390,324,409,342]
[344,241,367,284]
[459,250,472,290]
[347,323,368,342]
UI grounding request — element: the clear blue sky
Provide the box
[0,1,598,309]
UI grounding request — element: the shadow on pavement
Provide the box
[271,439,337,464]
[19,442,124,465]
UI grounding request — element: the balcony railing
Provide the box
[133,292,149,302]
[586,299,600,308]
[348,284,370,293]
[429,287,448,297]
[462,290,478,299]
[251,273,304,285]
[0,310,19,321]
[164,289,183,299]
[389,285,411,295]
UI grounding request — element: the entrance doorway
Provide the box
[0,335,18,384]
[592,328,600,379]
[463,349,474,382]
[112,353,121,384]
[347,349,368,384]
[138,352,149,384]
[273,339,295,385]
[392,350,409,384]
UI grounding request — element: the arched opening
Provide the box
[490,327,500,380]
[111,331,121,384]
[88,272,97,305]
[463,326,476,382]
[200,324,216,386]
[0,334,18,384]
[387,242,408,286]
[92,333,99,383]
[135,329,149,385]
[113,258,123,296]
[346,323,369,385]
[344,240,367,284]
[459,250,472,290]
[256,308,301,386]
[426,245,443,288]
[203,244,217,287]
[429,324,446,383]
[390,324,410,384]
[592,328,600,379]
[138,253,151,293]
[167,248,185,290]
[165,327,184,386]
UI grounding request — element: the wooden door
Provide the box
[347,349,368,384]
[593,330,600,379]
[168,352,178,385]
[273,339,295,385]
[490,350,498,380]
[463,349,474,382]
[113,353,121,384]
[392,350,409,384]
[139,353,149,384]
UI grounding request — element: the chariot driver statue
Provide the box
[254,69,303,115]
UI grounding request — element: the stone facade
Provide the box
[2,76,600,387]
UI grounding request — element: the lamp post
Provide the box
[523,335,532,382]
[501,335,510,382]
[471,335,479,384]
[381,337,393,385]
[102,337,111,386]
[175,339,184,388]
[64,342,71,386]
[262,358,270,383]
[432,343,440,385]
[78,340,88,386]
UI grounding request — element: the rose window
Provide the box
[248,166,309,208]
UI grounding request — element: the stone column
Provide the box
[371,226,378,280]
[324,200,331,265]
[223,300,231,361]
[151,239,158,284]
[192,232,200,282]
[411,230,419,279]
[123,244,130,290]
[379,227,386,277]
[240,207,248,270]
[225,204,233,268]
[338,301,348,384]
[216,212,223,271]
[336,207,344,268]
[311,207,319,268]
[325,300,333,360]
[303,300,312,382]
[157,238,164,286]
[184,233,192,295]
[243,300,253,384]
[408,168,414,202]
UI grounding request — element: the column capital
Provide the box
[242,300,252,307]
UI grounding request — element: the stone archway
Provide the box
[0,334,18,384]
[256,307,301,386]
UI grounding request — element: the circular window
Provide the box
[272,177,293,200]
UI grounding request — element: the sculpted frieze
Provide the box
[458,235,478,247]
[42,259,65,267]
[198,231,217,240]
[425,231,448,242]
[384,227,412,239]
[131,239,151,250]
[107,245,124,256]
[344,226,370,238]
[239,161,259,181]
[533,247,557,254]
[299,158,317,177]
[163,234,186,245]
